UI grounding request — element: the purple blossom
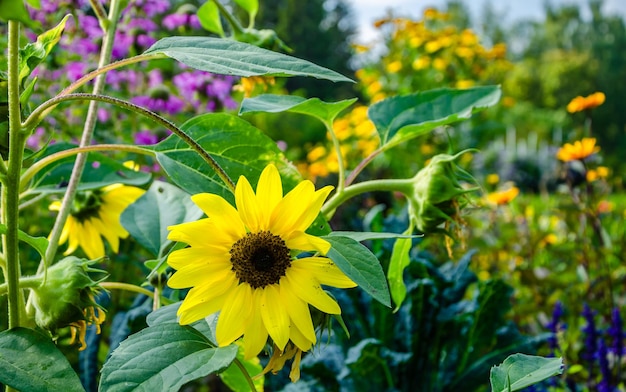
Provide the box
[546,301,565,353]
[131,94,185,116]
[26,127,46,150]
[136,34,157,49]
[162,13,189,30]
[129,0,170,17]
[127,18,158,32]
[581,303,598,363]
[111,32,134,59]
[608,307,624,358]
[97,108,110,123]
[596,338,614,392]
[65,62,88,82]
[134,130,159,145]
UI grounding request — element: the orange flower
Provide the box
[556,138,600,162]
[566,92,605,113]
[486,186,519,206]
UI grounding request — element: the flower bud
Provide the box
[407,151,477,233]
[30,256,106,350]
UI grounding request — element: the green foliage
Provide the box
[490,354,563,392]
[0,0,32,25]
[0,327,84,392]
[240,94,357,124]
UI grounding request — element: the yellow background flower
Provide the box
[556,138,600,162]
[566,91,605,113]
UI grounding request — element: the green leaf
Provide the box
[26,0,40,8]
[233,0,258,24]
[220,344,264,392]
[100,323,238,392]
[323,235,391,308]
[144,36,353,82]
[18,14,71,85]
[0,224,49,259]
[150,113,301,201]
[121,181,202,257]
[369,86,501,150]
[29,143,151,194]
[387,227,413,311]
[0,0,33,25]
[0,327,84,392]
[240,94,357,124]
[490,354,563,392]
[197,1,224,36]
[327,230,419,243]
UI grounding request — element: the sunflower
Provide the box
[556,138,600,162]
[566,92,605,113]
[486,186,519,206]
[50,184,145,260]
[167,164,356,376]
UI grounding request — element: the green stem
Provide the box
[43,0,122,267]
[20,143,154,191]
[345,147,384,186]
[22,93,235,192]
[322,177,411,220]
[212,0,245,35]
[0,276,43,296]
[4,20,27,329]
[233,358,257,391]
[89,0,110,30]
[99,282,172,305]
[326,121,346,194]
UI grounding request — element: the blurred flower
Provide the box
[50,185,145,260]
[556,138,600,162]
[30,256,106,351]
[486,186,519,206]
[233,76,275,98]
[486,173,500,185]
[166,164,356,379]
[566,92,605,113]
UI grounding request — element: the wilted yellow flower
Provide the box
[486,186,519,206]
[556,138,600,162]
[167,165,356,378]
[566,92,605,113]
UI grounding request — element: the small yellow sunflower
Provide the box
[566,92,605,113]
[486,186,519,206]
[556,138,600,162]
[50,184,145,260]
[167,164,356,367]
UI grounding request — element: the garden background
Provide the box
[1,0,625,390]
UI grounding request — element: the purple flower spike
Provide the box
[581,303,598,363]
[608,306,624,358]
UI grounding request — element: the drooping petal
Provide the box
[90,217,120,252]
[280,279,316,344]
[216,283,253,346]
[289,322,313,353]
[63,218,79,255]
[284,231,331,254]
[80,220,105,259]
[235,175,261,232]
[260,284,290,351]
[292,257,357,289]
[242,290,269,360]
[285,268,341,314]
[191,193,246,239]
[255,164,282,227]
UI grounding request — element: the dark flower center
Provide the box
[230,231,291,289]
[71,190,103,222]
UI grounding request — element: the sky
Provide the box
[350,0,626,44]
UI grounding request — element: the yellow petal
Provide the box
[285,268,341,314]
[284,231,330,254]
[289,322,313,352]
[168,260,232,289]
[63,218,79,255]
[260,284,290,351]
[270,183,332,235]
[292,257,357,289]
[243,290,269,359]
[235,175,261,232]
[191,194,246,239]
[168,219,233,248]
[90,217,120,253]
[216,283,253,346]
[177,273,237,325]
[167,246,230,270]
[80,220,105,259]
[280,280,316,344]
[255,164,283,227]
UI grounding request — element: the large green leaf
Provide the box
[490,354,563,392]
[323,235,391,308]
[120,181,203,257]
[0,0,33,25]
[19,14,71,85]
[369,86,501,150]
[239,94,357,124]
[0,327,84,392]
[233,0,258,23]
[144,36,352,82]
[29,143,151,194]
[387,228,413,312]
[100,323,238,392]
[150,113,301,201]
